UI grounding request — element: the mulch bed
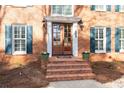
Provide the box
[0,61,49,88]
[91,62,124,83]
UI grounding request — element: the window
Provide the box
[91,5,112,11]
[95,5,107,11]
[51,5,73,16]
[120,28,124,52]
[95,27,106,53]
[53,24,61,46]
[12,25,27,55]
[120,5,124,12]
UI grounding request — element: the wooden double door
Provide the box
[52,23,72,55]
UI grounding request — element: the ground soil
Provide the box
[91,62,124,83]
[1,60,124,87]
[0,61,49,88]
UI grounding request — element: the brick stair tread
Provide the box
[48,61,88,64]
[47,68,92,72]
[47,63,89,67]
[47,76,95,81]
[46,60,94,81]
[49,60,84,62]
[47,71,93,75]
[46,73,95,78]
[47,66,90,70]
[47,69,92,74]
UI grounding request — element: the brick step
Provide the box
[48,61,89,64]
[47,64,90,69]
[47,66,90,69]
[47,67,92,72]
[46,73,95,81]
[47,63,89,66]
[46,60,94,81]
[47,69,92,75]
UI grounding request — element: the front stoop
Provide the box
[46,60,95,81]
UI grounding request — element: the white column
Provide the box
[72,22,78,57]
[47,22,52,57]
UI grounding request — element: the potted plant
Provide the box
[40,52,49,72]
[82,51,90,61]
[40,52,49,61]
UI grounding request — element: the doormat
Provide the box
[57,56,72,58]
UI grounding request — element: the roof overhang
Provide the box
[44,16,81,23]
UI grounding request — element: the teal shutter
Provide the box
[115,28,121,52]
[91,5,95,11]
[90,27,95,53]
[27,25,33,54]
[5,24,12,54]
[106,27,111,52]
[115,5,120,12]
[106,5,111,11]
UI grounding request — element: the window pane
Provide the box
[15,47,20,51]
[122,40,124,49]
[121,5,124,11]
[95,40,98,50]
[14,27,20,38]
[21,27,25,38]
[52,5,72,16]
[22,26,25,33]
[53,24,61,46]
[99,40,103,50]
[96,5,104,10]
[52,5,62,15]
[99,29,103,39]
[14,40,21,51]
[21,40,26,51]
[122,29,124,38]
[120,40,122,49]
[95,29,98,39]
[18,27,21,38]
[120,29,124,39]
[63,5,72,15]
[14,27,18,34]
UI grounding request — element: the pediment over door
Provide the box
[44,16,81,23]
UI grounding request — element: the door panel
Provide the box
[52,23,72,55]
[52,24,63,55]
[63,24,72,54]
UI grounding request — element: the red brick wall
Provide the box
[0,5,124,65]
[75,5,124,62]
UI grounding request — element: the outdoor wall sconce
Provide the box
[78,19,83,30]
[42,18,46,28]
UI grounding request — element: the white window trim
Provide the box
[95,5,107,11]
[120,5,124,12]
[120,49,124,52]
[12,24,27,55]
[51,5,74,17]
[95,27,106,53]
[119,27,124,52]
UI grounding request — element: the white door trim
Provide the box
[72,22,78,56]
[47,22,52,57]
[47,22,78,57]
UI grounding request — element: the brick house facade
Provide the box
[0,5,124,64]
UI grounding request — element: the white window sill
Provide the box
[95,50,106,53]
[119,11,124,13]
[51,14,73,17]
[95,8,107,12]
[119,49,124,53]
[13,51,27,55]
